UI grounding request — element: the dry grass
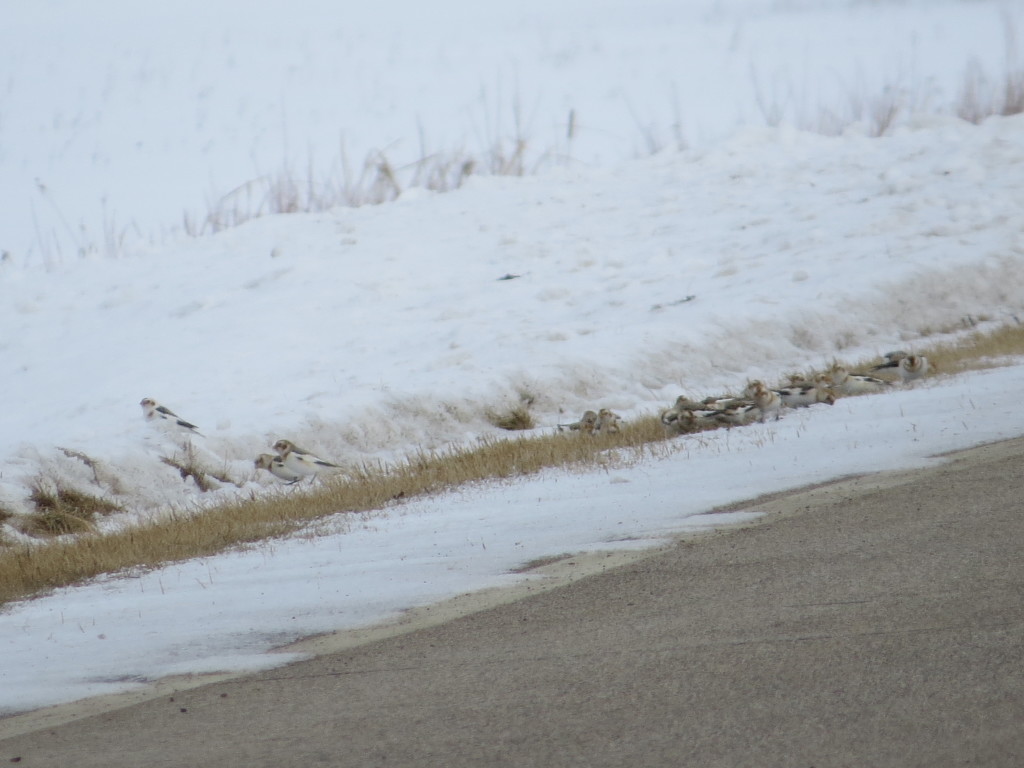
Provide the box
[829,322,1023,379]
[183,127,534,238]
[186,61,1024,242]
[37,58,1024,262]
[956,15,1024,124]
[908,321,1024,375]
[1,323,1023,607]
[752,54,1024,140]
[23,482,122,537]
[486,405,537,431]
[159,443,239,493]
[957,61,1024,124]
[0,421,666,606]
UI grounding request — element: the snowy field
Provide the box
[3,0,1024,716]
[3,0,1021,263]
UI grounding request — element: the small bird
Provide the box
[897,355,932,382]
[742,380,765,399]
[872,354,933,383]
[775,383,836,408]
[708,403,759,427]
[558,410,599,434]
[750,382,782,422]
[596,408,623,434]
[272,439,342,477]
[661,407,698,435]
[701,396,748,412]
[829,366,892,395]
[812,371,835,387]
[669,395,712,413]
[255,453,303,484]
[140,397,202,436]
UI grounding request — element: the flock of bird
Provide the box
[557,407,623,435]
[563,352,934,437]
[140,352,933,487]
[140,398,341,486]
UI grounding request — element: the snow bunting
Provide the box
[596,408,623,434]
[272,439,342,477]
[872,354,932,382]
[897,354,933,382]
[140,397,202,436]
[255,453,303,484]
[775,383,836,408]
[661,407,698,435]
[742,380,766,399]
[750,382,782,422]
[663,394,728,432]
[812,372,834,387]
[829,366,892,396]
[558,410,599,434]
[708,403,759,427]
[701,396,748,412]
[672,395,712,412]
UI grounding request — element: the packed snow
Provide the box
[3,0,1024,718]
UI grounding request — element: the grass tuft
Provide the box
[160,455,217,493]
[159,443,239,492]
[58,446,125,495]
[958,60,1024,124]
[25,481,121,537]
[199,64,1024,239]
[911,320,1024,374]
[487,405,536,431]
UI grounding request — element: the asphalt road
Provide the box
[3,436,1023,767]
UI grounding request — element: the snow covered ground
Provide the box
[3,111,1023,527]
[3,0,1024,717]
[3,364,1024,716]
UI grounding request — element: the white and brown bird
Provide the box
[775,383,836,408]
[661,407,699,435]
[742,380,765,399]
[872,354,933,383]
[272,439,342,478]
[701,395,748,412]
[671,395,712,413]
[140,397,202,436]
[558,410,599,434]
[597,408,623,434]
[661,396,707,433]
[829,366,892,396]
[750,382,782,422]
[255,453,303,484]
[708,402,759,427]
